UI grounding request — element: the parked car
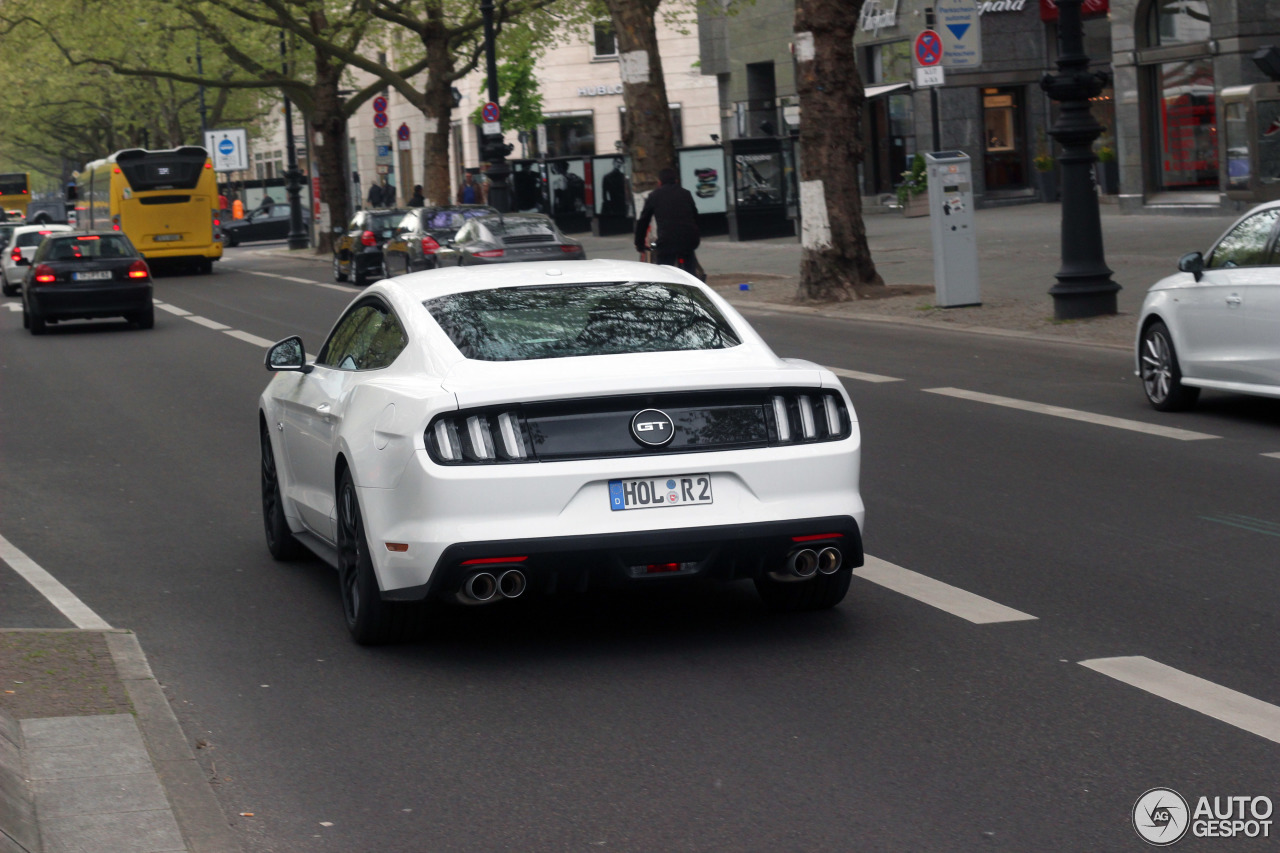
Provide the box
[381,205,497,276]
[0,223,18,254]
[332,209,409,288]
[1136,199,1280,411]
[222,205,312,247]
[20,232,153,335]
[432,212,585,266]
[2,223,73,296]
[259,259,864,643]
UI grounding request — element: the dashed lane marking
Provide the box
[1264,452,1280,460]
[283,276,316,283]
[923,387,1220,441]
[0,533,112,629]
[829,367,903,383]
[855,555,1037,624]
[155,302,191,316]
[1081,656,1280,746]
[185,315,232,331]
[4,303,21,312]
[225,329,276,348]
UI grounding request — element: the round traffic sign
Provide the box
[481,101,500,124]
[373,112,388,129]
[217,139,235,156]
[397,123,410,141]
[915,30,943,67]
[373,96,388,113]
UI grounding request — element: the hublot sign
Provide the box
[578,84,624,97]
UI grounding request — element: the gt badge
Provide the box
[630,409,675,447]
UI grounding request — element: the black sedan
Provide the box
[222,206,312,247]
[381,204,497,276]
[434,213,586,266]
[332,209,409,288]
[20,232,153,335]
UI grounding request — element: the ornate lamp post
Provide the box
[480,0,511,212]
[280,32,308,249]
[1039,0,1119,319]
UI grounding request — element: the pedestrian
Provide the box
[382,179,396,208]
[232,197,244,220]
[457,172,486,205]
[634,167,702,279]
[258,194,275,215]
[409,185,424,207]
[217,188,229,211]
[367,180,385,209]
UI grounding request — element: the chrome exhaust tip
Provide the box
[498,569,527,599]
[464,572,498,603]
[787,548,819,579]
[817,547,842,575]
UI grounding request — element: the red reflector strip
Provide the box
[645,563,681,574]
[385,543,409,552]
[790,533,844,542]
[76,235,101,240]
[460,555,528,566]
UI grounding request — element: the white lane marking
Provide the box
[185,315,232,330]
[5,303,21,312]
[283,276,316,284]
[1264,452,1280,460]
[155,302,191,316]
[0,533,112,630]
[855,555,1037,624]
[244,270,284,278]
[1081,656,1280,745]
[225,329,275,348]
[829,367,903,383]
[923,387,1219,441]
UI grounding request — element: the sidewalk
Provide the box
[0,630,240,853]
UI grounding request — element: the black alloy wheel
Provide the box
[260,425,304,561]
[754,567,853,613]
[332,253,348,282]
[1139,320,1200,411]
[131,305,155,330]
[337,469,419,644]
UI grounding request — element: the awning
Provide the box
[864,82,911,99]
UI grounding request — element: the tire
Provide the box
[225,234,239,248]
[28,304,46,335]
[261,425,305,561]
[1,282,16,297]
[337,469,420,644]
[332,254,348,282]
[199,259,213,275]
[132,305,155,330]
[1139,320,1199,411]
[352,259,369,289]
[755,567,853,613]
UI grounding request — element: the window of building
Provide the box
[982,87,1026,191]
[1146,0,1210,46]
[1140,0,1215,192]
[619,105,683,149]
[542,112,595,157]
[593,21,617,59]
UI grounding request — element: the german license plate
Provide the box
[608,474,713,511]
[72,270,112,281]
[154,234,182,242]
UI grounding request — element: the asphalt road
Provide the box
[2,246,1279,851]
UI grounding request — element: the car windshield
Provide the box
[44,235,133,260]
[424,281,742,361]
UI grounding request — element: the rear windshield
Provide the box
[16,231,55,247]
[483,217,555,238]
[365,213,406,234]
[116,148,207,191]
[0,174,27,196]
[422,208,491,230]
[425,281,741,361]
[42,235,134,260]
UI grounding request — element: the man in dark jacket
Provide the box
[634,167,701,277]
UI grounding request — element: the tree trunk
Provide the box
[310,82,348,255]
[794,0,883,301]
[604,0,675,195]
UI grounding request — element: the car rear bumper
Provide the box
[27,283,153,319]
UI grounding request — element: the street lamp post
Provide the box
[480,0,511,212]
[1039,0,1119,319]
[280,32,308,250]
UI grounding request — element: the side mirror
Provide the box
[265,335,312,373]
[1177,251,1205,281]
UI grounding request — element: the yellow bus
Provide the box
[79,147,221,272]
[0,172,31,218]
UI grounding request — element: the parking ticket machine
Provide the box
[925,150,980,307]
[1222,82,1280,203]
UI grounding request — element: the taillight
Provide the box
[559,244,578,253]
[420,235,440,254]
[9,247,19,263]
[472,249,504,258]
[361,230,377,247]
[769,391,850,444]
[127,260,150,279]
[427,410,529,464]
[32,264,56,284]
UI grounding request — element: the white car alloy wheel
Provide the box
[1140,320,1199,411]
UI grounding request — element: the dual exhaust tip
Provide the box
[460,568,526,604]
[770,546,842,582]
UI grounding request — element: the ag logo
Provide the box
[1133,788,1190,846]
[630,409,674,447]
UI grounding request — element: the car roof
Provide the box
[384,259,702,302]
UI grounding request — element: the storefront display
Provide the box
[678,147,727,215]
[592,155,631,217]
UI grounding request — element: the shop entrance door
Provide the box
[982,87,1027,191]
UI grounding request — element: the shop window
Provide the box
[542,113,595,158]
[593,21,617,59]
[1146,0,1210,46]
[1153,57,1217,190]
[982,88,1026,191]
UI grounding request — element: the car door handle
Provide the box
[1226,294,1242,307]
[315,403,334,420]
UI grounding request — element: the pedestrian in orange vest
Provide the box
[232,198,245,220]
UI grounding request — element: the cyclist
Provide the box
[635,167,701,278]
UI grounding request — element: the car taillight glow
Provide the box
[473,249,504,258]
[32,264,56,284]
[75,235,100,241]
[361,230,377,247]
[9,247,20,263]
[37,230,51,236]
[127,260,149,279]
[559,244,578,253]
[420,235,440,254]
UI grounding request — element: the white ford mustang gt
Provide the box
[259,259,865,643]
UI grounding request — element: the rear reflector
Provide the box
[791,533,844,542]
[461,556,528,566]
[473,249,504,258]
[384,543,409,552]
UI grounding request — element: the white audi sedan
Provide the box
[260,260,864,643]
[1136,200,1280,411]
